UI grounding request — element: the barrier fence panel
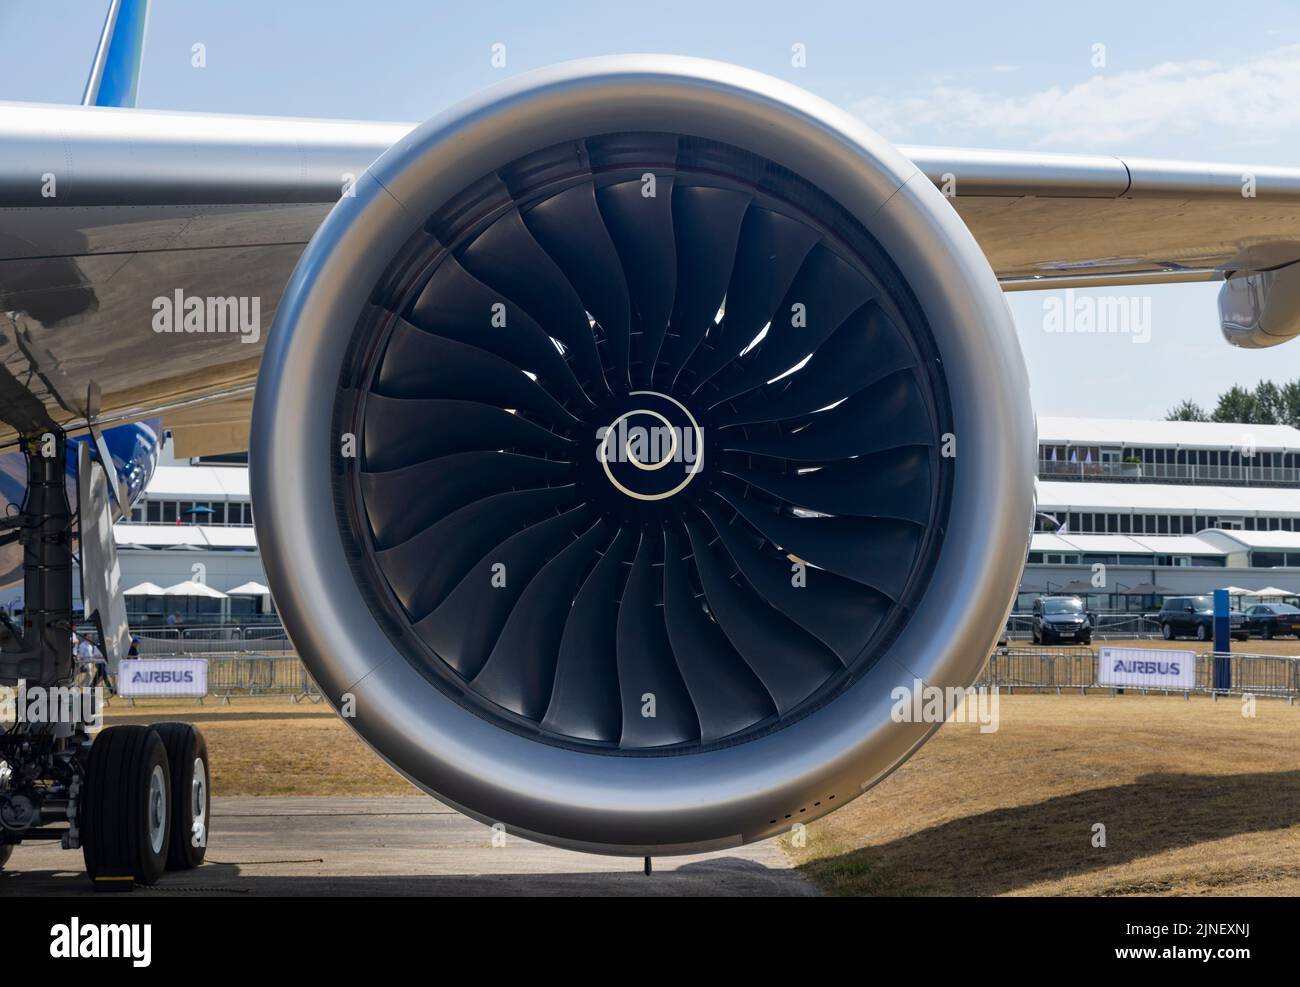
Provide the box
[206,656,316,699]
[128,625,294,657]
[980,647,1097,689]
[1002,613,1162,641]
[978,646,1300,700]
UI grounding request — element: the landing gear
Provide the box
[0,428,211,888]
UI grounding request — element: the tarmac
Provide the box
[0,796,818,896]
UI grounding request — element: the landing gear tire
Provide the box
[152,722,210,870]
[1161,623,1173,640]
[82,725,171,888]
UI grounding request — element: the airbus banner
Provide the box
[118,658,208,698]
[1098,647,1197,690]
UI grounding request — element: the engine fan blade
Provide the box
[596,178,677,386]
[615,530,699,748]
[704,247,875,409]
[541,526,635,743]
[719,370,932,462]
[662,527,777,742]
[376,485,577,621]
[408,251,594,412]
[363,397,571,473]
[412,506,594,679]
[699,502,888,664]
[377,319,581,427]
[655,187,750,389]
[717,491,921,599]
[711,302,916,427]
[683,514,840,714]
[683,206,819,392]
[456,208,609,399]
[471,520,611,719]
[361,451,569,550]
[722,446,933,524]
[521,181,633,391]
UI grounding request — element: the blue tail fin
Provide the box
[82,0,150,108]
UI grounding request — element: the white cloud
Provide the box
[853,45,1300,149]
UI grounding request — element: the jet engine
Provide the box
[251,56,1035,854]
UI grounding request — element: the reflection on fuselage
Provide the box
[0,420,160,594]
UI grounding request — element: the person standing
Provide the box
[79,634,113,695]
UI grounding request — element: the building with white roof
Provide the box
[1037,415,1300,452]
[105,446,268,624]
[1037,415,1300,486]
[1036,479,1300,535]
[1025,415,1300,608]
[125,465,252,526]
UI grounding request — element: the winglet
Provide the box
[82,0,150,108]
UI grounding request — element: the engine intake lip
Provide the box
[252,56,1035,854]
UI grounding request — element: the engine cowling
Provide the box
[251,55,1034,854]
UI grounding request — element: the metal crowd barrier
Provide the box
[981,646,1097,689]
[132,627,293,657]
[110,623,317,702]
[206,655,320,702]
[1003,613,1164,641]
[979,647,1300,701]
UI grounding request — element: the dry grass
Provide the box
[102,699,415,796]
[787,692,1300,896]
[107,693,1300,897]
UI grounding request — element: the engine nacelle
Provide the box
[1219,261,1300,348]
[251,56,1034,854]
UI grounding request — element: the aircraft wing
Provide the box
[904,145,1300,290]
[3,104,1300,455]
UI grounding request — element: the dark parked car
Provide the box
[1032,596,1091,644]
[1241,603,1300,639]
[1158,595,1248,641]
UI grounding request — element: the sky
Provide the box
[3,0,1299,420]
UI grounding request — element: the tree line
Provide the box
[1167,380,1300,426]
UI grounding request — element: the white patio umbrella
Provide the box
[161,580,228,599]
[226,581,270,597]
[1253,586,1294,599]
[122,581,166,596]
